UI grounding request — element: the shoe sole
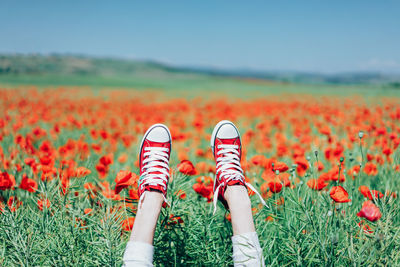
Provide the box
[139,123,172,158]
[210,120,241,155]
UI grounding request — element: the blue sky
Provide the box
[1,1,399,73]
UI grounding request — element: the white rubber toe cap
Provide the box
[216,123,239,139]
[210,120,241,154]
[146,124,171,142]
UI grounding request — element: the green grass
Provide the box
[1,154,399,266]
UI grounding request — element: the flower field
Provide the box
[1,87,400,266]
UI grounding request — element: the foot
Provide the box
[138,124,172,204]
[210,120,267,214]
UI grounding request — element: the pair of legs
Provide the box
[123,121,265,266]
[131,186,254,244]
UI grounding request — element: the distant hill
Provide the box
[0,54,176,76]
[0,54,399,86]
[180,66,400,85]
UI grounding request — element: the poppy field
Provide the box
[1,86,400,266]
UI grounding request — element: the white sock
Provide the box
[232,232,265,267]
[123,241,154,267]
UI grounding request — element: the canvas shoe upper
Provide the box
[138,124,172,206]
[211,120,267,214]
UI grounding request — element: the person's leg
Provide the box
[123,124,172,267]
[225,186,265,267]
[123,192,163,267]
[130,192,163,243]
[225,186,255,235]
[210,120,265,267]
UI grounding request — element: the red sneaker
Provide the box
[138,124,172,205]
[211,120,267,214]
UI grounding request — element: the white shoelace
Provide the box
[213,144,268,214]
[138,147,170,207]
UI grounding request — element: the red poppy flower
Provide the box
[99,154,113,166]
[24,157,36,166]
[19,174,38,193]
[75,167,91,178]
[315,161,324,171]
[40,156,53,166]
[129,188,139,200]
[7,196,22,212]
[15,164,22,172]
[307,178,328,191]
[61,175,70,195]
[195,161,215,174]
[357,201,381,222]
[114,170,137,194]
[268,181,282,193]
[178,160,198,175]
[167,214,184,225]
[84,208,93,215]
[278,173,291,187]
[175,189,187,199]
[363,162,378,176]
[91,143,102,153]
[195,148,206,157]
[274,162,289,172]
[193,182,213,201]
[122,217,135,231]
[95,163,108,178]
[329,186,351,203]
[84,182,96,192]
[100,181,121,200]
[382,147,392,156]
[358,185,383,200]
[37,198,51,211]
[319,125,331,136]
[39,140,53,154]
[358,220,373,234]
[0,171,16,190]
[359,185,372,199]
[261,169,275,181]
[347,165,360,179]
[295,158,309,177]
[118,153,128,163]
[265,216,274,222]
[250,154,269,167]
